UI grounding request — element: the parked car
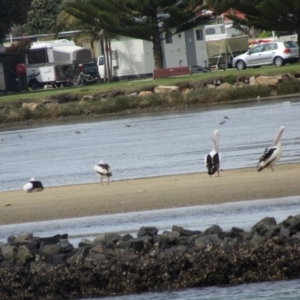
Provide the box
[232,41,299,70]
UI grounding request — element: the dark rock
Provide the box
[137,226,159,237]
[59,239,74,253]
[39,234,68,246]
[250,233,267,247]
[40,244,61,262]
[251,217,277,235]
[172,225,193,237]
[158,231,180,244]
[16,245,34,264]
[205,225,223,235]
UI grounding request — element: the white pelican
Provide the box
[23,178,44,192]
[94,160,112,184]
[205,129,221,177]
[257,126,285,172]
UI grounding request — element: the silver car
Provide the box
[232,41,299,70]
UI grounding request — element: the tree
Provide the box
[207,0,300,56]
[0,0,32,44]
[58,0,212,69]
[25,0,64,35]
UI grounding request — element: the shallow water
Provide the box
[87,278,300,300]
[0,97,300,192]
[1,97,300,300]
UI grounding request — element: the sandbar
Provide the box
[0,163,299,225]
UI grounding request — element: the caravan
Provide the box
[26,39,94,89]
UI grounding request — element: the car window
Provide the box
[249,45,264,54]
[265,43,277,51]
[284,41,298,48]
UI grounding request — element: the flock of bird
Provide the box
[23,125,285,192]
[205,125,285,178]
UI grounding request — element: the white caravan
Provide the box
[96,36,154,81]
[26,39,94,89]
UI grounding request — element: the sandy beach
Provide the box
[0,163,299,225]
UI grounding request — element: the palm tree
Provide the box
[56,0,211,70]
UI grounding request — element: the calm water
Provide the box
[1,97,300,299]
[0,97,300,192]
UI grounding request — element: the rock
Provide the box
[16,245,34,264]
[138,91,153,97]
[205,225,223,235]
[172,225,193,237]
[137,227,159,237]
[22,102,39,111]
[2,215,300,298]
[255,76,280,88]
[216,82,232,89]
[40,244,61,262]
[251,217,276,235]
[154,85,179,93]
[1,245,17,262]
[250,233,267,247]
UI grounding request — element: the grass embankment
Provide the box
[1,64,300,125]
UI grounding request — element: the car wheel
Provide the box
[30,80,41,90]
[274,57,283,67]
[236,60,246,70]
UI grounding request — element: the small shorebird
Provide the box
[94,160,112,184]
[23,178,44,193]
[219,116,229,125]
[205,129,221,177]
[257,126,285,172]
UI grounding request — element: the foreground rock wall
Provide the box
[1,214,300,299]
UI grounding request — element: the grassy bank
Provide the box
[1,64,300,125]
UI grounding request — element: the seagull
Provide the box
[23,178,44,193]
[75,130,81,134]
[17,134,22,139]
[219,120,226,125]
[93,160,112,184]
[205,129,221,177]
[125,125,131,128]
[257,126,285,172]
[257,96,260,103]
[223,116,229,119]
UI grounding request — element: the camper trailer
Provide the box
[26,39,94,89]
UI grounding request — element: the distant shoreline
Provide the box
[0,163,299,225]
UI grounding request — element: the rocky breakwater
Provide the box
[1,214,300,299]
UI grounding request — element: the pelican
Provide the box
[257,126,285,172]
[205,129,221,177]
[23,178,44,193]
[94,160,112,184]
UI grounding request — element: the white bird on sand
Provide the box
[257,126,285,172]
[205,129,221,177]
[94,160,112,184]
[23,178,44,193]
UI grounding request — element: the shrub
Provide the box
[215,85,272,102]
[277,80,300,95]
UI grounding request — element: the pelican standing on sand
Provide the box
[23,178,44,192]
[257,126,285,172]
[205,129,221,177]
[94,160,112,184]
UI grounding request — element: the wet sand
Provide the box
[0,163,299,225]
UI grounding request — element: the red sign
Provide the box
[16,63,26,75]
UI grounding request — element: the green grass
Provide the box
[1,64,300,103]
[1,63,300,124]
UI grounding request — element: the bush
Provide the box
[215,85,272,102]
[277,80,300,95]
